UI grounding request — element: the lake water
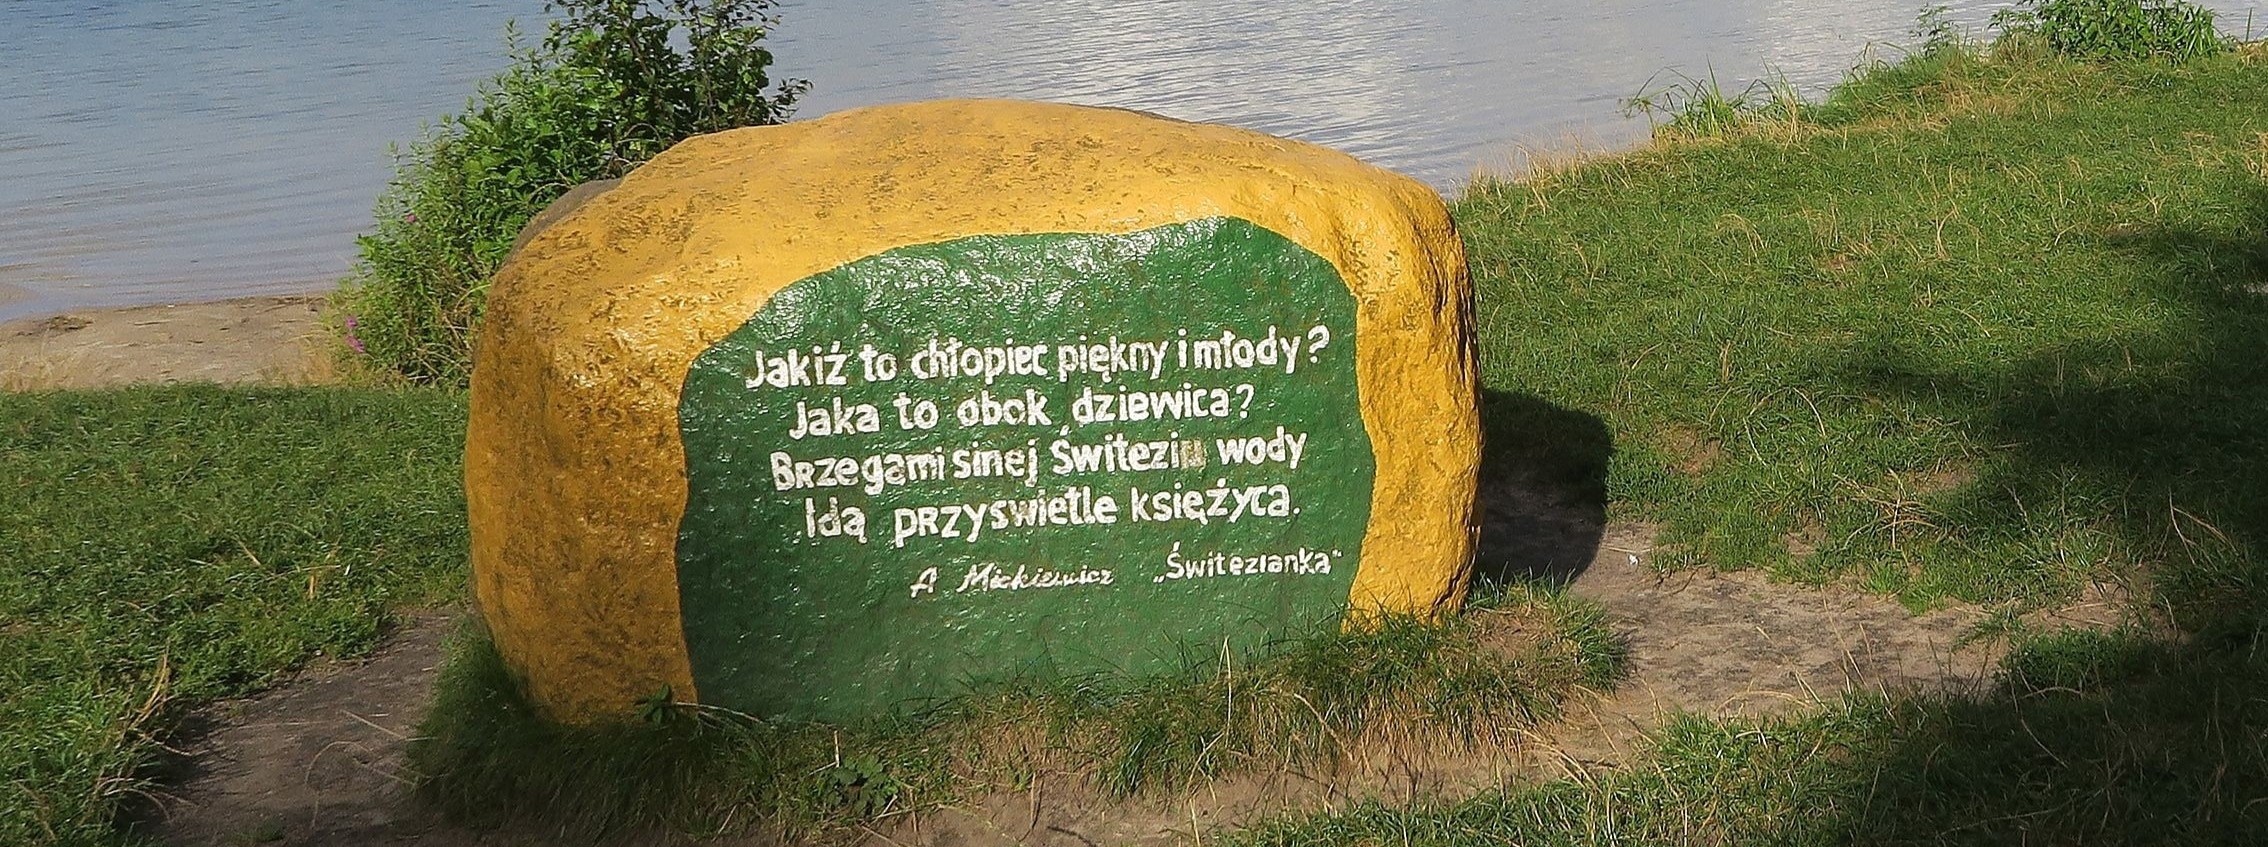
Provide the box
[3,0,2262,321]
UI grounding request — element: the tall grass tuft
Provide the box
[1624,68,1808,141]
[333,0,804,384]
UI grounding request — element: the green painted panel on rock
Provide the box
[675,217,1375,721]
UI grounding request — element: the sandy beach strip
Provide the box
[1,296,333,390]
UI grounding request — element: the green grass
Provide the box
[409,583,1625,841]
[1226,29,2268,847]
[0,386,469,846]
[1464,45,2268,611]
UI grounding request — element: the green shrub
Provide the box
[1995,0,2229,62]
[337,0,805,384]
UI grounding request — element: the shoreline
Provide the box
[0,295,333,390]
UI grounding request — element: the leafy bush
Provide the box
[337,0,805,384]
[1995,0,2229,62]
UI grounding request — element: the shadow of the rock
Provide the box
[1472,388,1614,588]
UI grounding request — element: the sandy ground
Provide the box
[0,296,330,390]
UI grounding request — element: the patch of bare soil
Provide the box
[138,616,506,847]
[0,296,330,390]
[1540,524,1998,768]
[143,461,2012,847]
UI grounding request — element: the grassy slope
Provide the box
[0,387,468,846]
[1234,44,2268,847]
[1463,47,2268,609]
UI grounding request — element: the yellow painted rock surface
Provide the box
[467,99,1478,724]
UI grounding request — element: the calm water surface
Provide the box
[3,0,2262,320]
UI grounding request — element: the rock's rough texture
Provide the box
[467,100,1477,723]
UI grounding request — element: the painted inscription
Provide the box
[675,217,1375,720]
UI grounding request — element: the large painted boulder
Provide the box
[467,100,1478,724]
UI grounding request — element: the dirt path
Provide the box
[0,296,330,390]
[143,616,477,847]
